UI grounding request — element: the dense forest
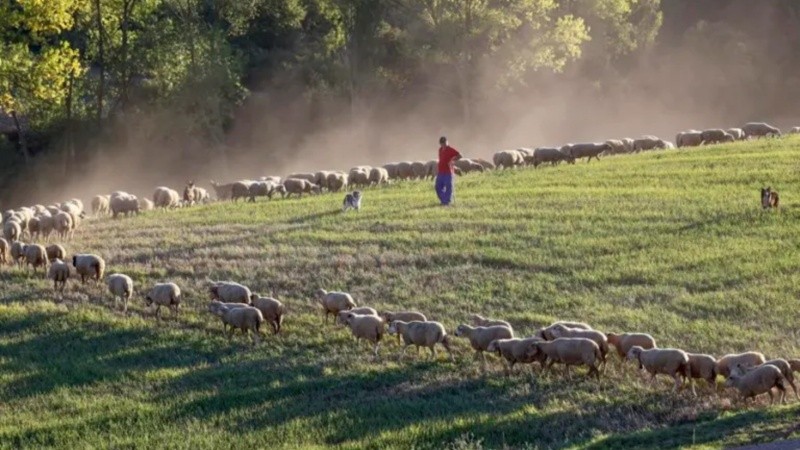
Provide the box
[1,0,799,204]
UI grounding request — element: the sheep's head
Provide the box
[454,324,470,337]
[336,311,350,326]
[729,363,748,378]
[71,255,77,267]
[525,342,541,359]
[724,375,739,387]
[382,312,394,322]
[342,312,356,326]
[387,321,398,335]
[209,285,220,299]
[145,294,154,307]
[627,346,644,369]
[487,340,501,354]
[606,333,619,345]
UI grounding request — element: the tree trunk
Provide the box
[95,0,105,128]
[64,70,75,176]
[120,0,136,109]
[11,111,30,164]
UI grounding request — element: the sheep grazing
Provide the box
[342,312,385,357]
[46,244,66,261]
[700,129,735,145]
[548,324,609,368]
[72,254,106,284]
[250,295,285,334]
[210,180,235,200]
[10,241,26,267]
[606,332,656,360]
[453,159,485,174]
[337,307,378,325]
[110,192,140,218]
[423,160,438,179]
[727,128,745,140]
[493,150,524,169]
[568,142,611,162]
[91,195,110,215]
[107,274,134,312]
[0,237,7,264]
[139,198,154,211]
[633,136,667,152]
[686,353,718,389]
[47,259,70,292]
[535,321,593,341]
[383,311,427,343]
[315,289,356,324]
[395,162,412,180]
[676,130,703,148]
[326,172,348,192]
[530,147,574,168]
[387,320,453,362]
[752,359,799,400]
[760,187,779,209]
[37,215,54,241]
[283,178,321,198]
[410,161,427,180]
[716,352,766,379]
[527,337,602,379]
[348,169,370,188]
[604,139,626,155]
[248,181,284,202]
[3,220,21,242]
[742,122,781,139]
[454,324,514,368]
[469,314,512,331]
[208,300,264,345]
[369,167,390,185]
[726,363,787,405]
[627,346,694,395]
[209,281,252,304]
[153,186,181,209]
[487,337,544,376]
[24,244,48,273]
[145,282,181,320]
[230,181,254,202]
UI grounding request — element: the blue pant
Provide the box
[435,174,453,205]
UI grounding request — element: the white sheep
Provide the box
[368,167,389,185]
[535,321,593,340]
[283,178,320,198]
[107,274,134,312]
[530,148,575,167]
[72,254,106,284]
[153,186,181,209]
[92,195,111,215]
[145,282,181,320]
[627,346,694,395]
[527,337,602,379]
[337,307,378,326]
[548,324,609,369]
[24,244,48,273]
[52,211,74,240]
[606,332,656,361]
[342,312,385,357]
[455,324,514,368]
[3,220,21,242]
[387,320,453,361]
[487,337,544,376]
[676,130,703,148]
[251,296,286,334]
[686,352,718,389]
[10,241,26,267]
[209,281,252,304]
[326,172,348,192]
[726,363,787,405]
[46,244,65,261]
[742,122,781,138]
[469,314,512,331]
[715,352,766,378]
[347,169,370,188]
[37,214,54,241]
[110,192,140,218]
[700,129,735,145]
[568,142,611,162]
[208,300,264,345]
[727,128,745,140]
[47,259,70,292]
[315,289,356,323]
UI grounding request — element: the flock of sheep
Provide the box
[0,120,797,411]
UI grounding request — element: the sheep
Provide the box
[152,187,180,209]
[250,295,285,334]
[92,195,110,215]
[348,169,370,188]
[71,254,106,284]
[283,178,321,198]
[27,217,40,240]
[606,332,656,360]
[568,142,611,162]
[604,139,626,155]
[107,274,134,312]
[627,346,694,395]
[410,161,427,180]
[789,359,800,374]
[686,353,718,389]
[342,312,385,356]
[3,220,21,242]
[248,181,284,201]
[208,301,264,345]
[0,237,7,264]
[286,172,317,183]
[388,320,453,361]
[45,244,65,261]
[396,162,413,180]
[145,282,181,320]
[210,180,235,200]
[469,314,512,331]
[453,159,485,174]
[748,359,799,400]
[336,307,378,324]
[454,324,514,368]
[487,337,544,376]
[633,136,664,152]
[548,324,609,368]
[700,129,735,145]
[727,128,745,140]
[383,163,399,180]
[383,311,427,324]
[493,150,524,169]
[530,147,575,168]
[37,214,54,241]
[47,259,70,292]
[676,130,703,148]
[326,172,348,192]
[182,181,200,205]
[535,321,593,340]
[715,352,766,378]
[10,241,26,267]
[368,167,390,186]
[621,138,635,153]
[226,181,250,202]
[472,158,494,170]
[726,363,787,405]
[209,281,252,304]
[742,122,781,138]
[790,127,800,134]
[315,289,356,323]
[110,192,140,218]
[423,160,438,179]
[24,244,48,273]
[527,337,602,379]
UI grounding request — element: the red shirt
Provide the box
[438,145,461,174]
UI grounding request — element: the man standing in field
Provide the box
[436,136,462,206]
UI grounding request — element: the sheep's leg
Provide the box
[672,374,682,393]
[768,390,775,405]
[155,306,162,321]
[790,380,799,400]
[429,346,436,361]
[373,342,380,357]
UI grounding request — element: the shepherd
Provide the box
[436,136,462,206]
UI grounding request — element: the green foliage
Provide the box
[2,140,800,448]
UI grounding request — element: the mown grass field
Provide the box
[2,137,800,449]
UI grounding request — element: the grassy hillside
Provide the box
[2,138,800,449]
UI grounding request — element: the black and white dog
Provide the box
[342,191,362,212]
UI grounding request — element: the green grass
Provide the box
[3,137,800,449]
